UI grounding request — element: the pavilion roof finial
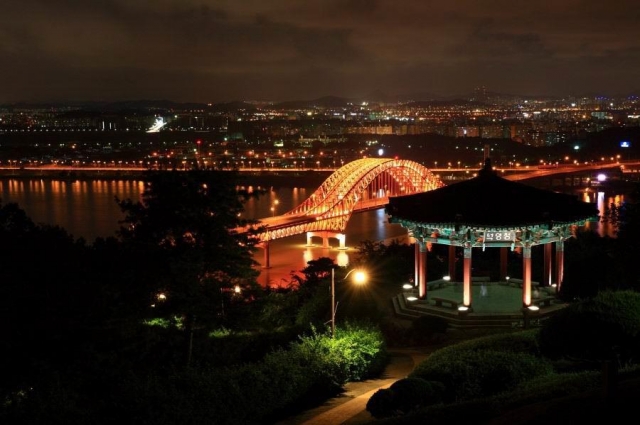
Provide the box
[479,157,493,177]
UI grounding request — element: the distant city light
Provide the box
[597,174,607,182]
[620,141,631,148]
[378,148,384,156]
[146,117,166,133]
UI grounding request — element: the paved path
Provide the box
[273,325,513,425]
[274,348,432,425]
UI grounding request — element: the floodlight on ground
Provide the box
[407,296,418,302]
[522,304,540,329]
[443,275,451,281]
[458,305,470,315]
[402,283,413,290]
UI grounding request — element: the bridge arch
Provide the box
[257,158,444,242]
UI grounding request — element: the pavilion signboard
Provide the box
[483,230,516,243]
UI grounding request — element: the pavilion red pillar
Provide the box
[543,243,553,287]
[463,246,472,307]
[499,247,508,281]
[555,240,565,294]
[418,244,427,299]
[414,242,420,290]
[448,245,456,281]
[522,246,532,307]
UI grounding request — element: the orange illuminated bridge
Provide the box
[243,158,444,268]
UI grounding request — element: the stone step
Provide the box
[390,293,559,330]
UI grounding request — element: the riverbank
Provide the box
[0,168,334,187]
[0,168,147,181]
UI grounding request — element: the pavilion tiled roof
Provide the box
[386,159,600,228]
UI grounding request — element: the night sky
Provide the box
[3,0,640,103]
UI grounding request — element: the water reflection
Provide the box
[0,179,624,288]
[0,178,145,241]
[581,190,624,237]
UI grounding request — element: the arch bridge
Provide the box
[248,158,444,267]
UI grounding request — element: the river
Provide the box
[0,178,624,288]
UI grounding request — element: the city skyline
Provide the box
[3,1,640,104]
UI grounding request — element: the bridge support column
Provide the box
[261,241,271,269]
[306,231,346,249]
[306,231,329,247]
[336,233,347,250]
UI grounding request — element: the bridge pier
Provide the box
[259,241,271,269]
[306,231,347,250]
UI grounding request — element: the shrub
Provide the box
[366,378,445,419]
[366,388,397,419]
[538,290,640,364]
[288,322,388,391]
[289,331,350,394]
[0,323,388,425]
[194,327,302,367]
[407,315,449,344]
[424,329,541,366]
[295,285,330,328]
[333,321,389,379]
[389,378,445,413]
[378,321,411,347]
[410,349,554,402]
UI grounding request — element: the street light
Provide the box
[331,267,367,337]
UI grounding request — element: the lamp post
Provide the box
[331,267,367,338]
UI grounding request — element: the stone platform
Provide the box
[392,280,568,329]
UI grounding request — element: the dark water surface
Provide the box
[0,178,622,288]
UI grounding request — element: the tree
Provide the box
[0,201,94,395]
[355,239,415,284]
[115,169,264,366]
[559,229,618,300]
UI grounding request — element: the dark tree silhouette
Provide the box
[0,200,93,395]
[115,169,264,365]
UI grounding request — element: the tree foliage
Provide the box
[559,229,619,300]
[538,290,640,364]
[354,239,420,289]
[0,201,93,395]
[114,169,266,367]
